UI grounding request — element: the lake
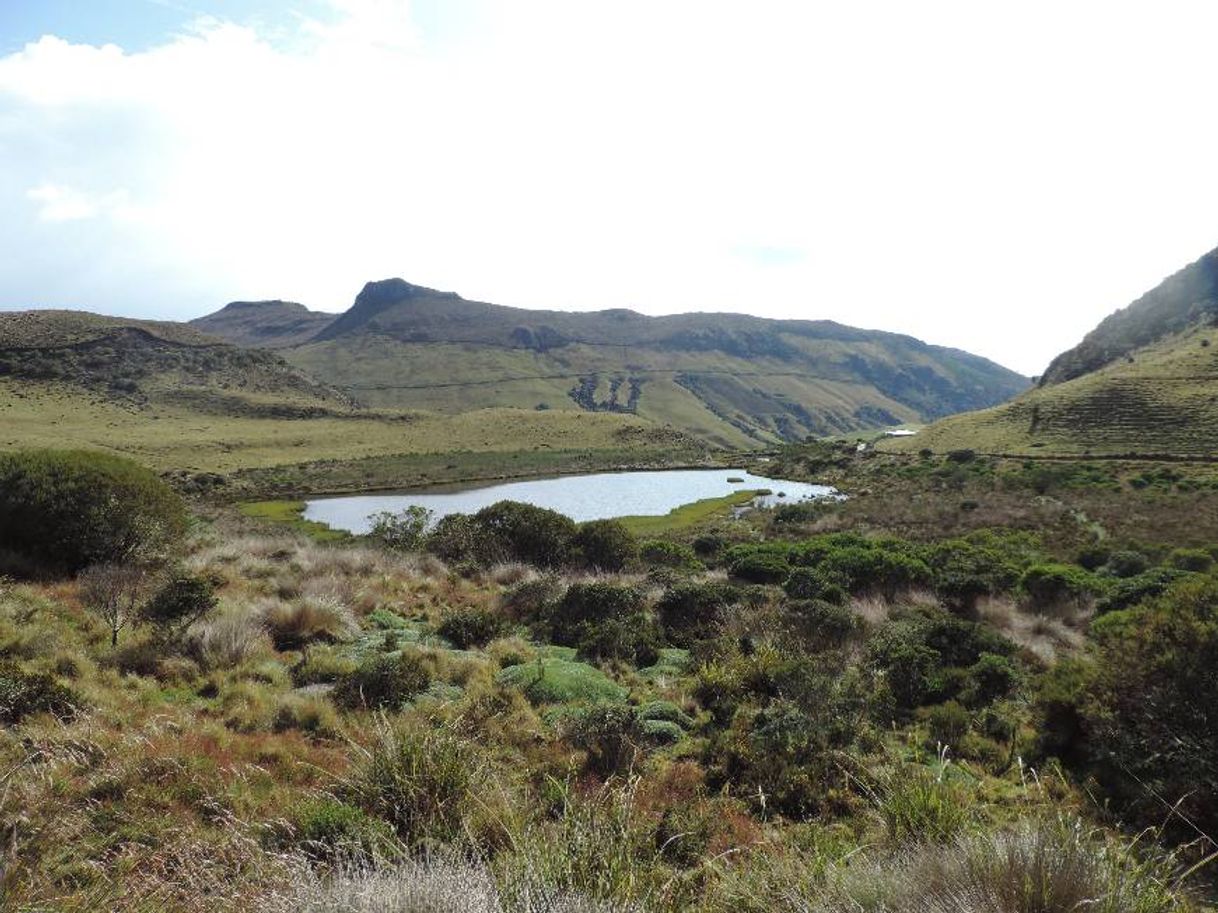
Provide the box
[303,469,840,534]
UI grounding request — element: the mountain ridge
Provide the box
[192,278,1029,447]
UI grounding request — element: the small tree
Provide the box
[78,563,152,647]
[143,571,220,644]
[368,506,432,552]
[574,519,637,571]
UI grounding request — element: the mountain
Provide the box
[195,279,1029,448]
[884,245,1218,457]
[190,299,335,349]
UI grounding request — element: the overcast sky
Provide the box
[1,1,1216,376]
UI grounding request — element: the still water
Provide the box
[303,469,839,534]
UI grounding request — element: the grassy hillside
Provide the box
[0,309,352,416]
[0,311,713,494]
[884,321,1218,458]
[191,299,336,348]
[197,279,1028,447]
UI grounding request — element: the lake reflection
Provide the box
[303,469,839,534]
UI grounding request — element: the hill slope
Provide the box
[197,279,1028,448]
[0,310,707,489]
[191,300,336,349]
[885,245,1218,457]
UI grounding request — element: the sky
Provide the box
[1,1,1216,376]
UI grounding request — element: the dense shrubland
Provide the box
[0,449,1213,910]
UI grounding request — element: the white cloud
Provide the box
[1,0,1216,373]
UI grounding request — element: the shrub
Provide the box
[347,719,484,845]
[963,652,1018,706]
[436,607,506,649]
[820,546,932,600]
[1020,564,1097,611]
[548,582,643,646]
[368,505,432,552]
[691,533,724,558]
[657,581,738,646]
[143,571,220,643]
[498,574,563,622]
[425,513,483,564]
[472,500,577,568]
[783,567,848,605]
[787,599,860,647]
[1167,547,1212,573]
[563,703,646,777]
[0,449,186,574]
[729,551,790,584]
[639,539,703,571]
[1058,578,1218,839]
[1094,568,1191,615]
[924,701,970,747]
[1106,549,1151,579]
[573,520,637,572]
[0,663,81,723]
[332,651,430,711]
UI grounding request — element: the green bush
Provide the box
[657,581,739,646]
[436,607,506,649]
[820,546,932,599]
[368,505,431,552]
[332,651,430,711]
[424,513,483,564]
[729,551,791,585]
[963,652,1018,706]
[0,449,186,574]
[473,500,577,568]
[1020,564,1098,611]
[787,599,860,647]
[563,703,645,777]
[1167,547,1212,573]
[1051,578,1218,840]
[573,520,637,572]
[143,571,220,642]
[1105,549,1150,579]
[498,574,563,622]
[1094,568,1191,615]
[0,663,81,723]
[783,567,847,604]
[923,700,970,748]
[639,539,703,571]
[548,582,642,645]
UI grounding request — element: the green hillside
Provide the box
[0,311,705,492]
[195,279,1028,447]
[884,246,1218,458]
[191,299,336,348]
